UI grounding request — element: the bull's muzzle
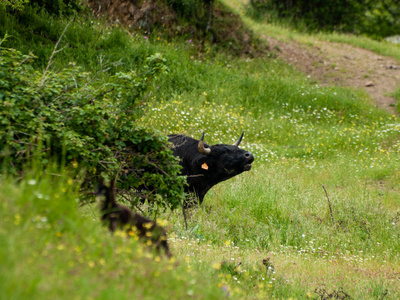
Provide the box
[243,151,254,171]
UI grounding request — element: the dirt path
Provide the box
[265,37,400,114]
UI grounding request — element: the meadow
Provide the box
[1,1,400,299]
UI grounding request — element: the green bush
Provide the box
[0,41,186,210]
[248,0,400,38]
[361,0,400,39]
[167,0,201,20]
[1,0,82,15]
[30,0,82,16]
[0,0,29,10]
[250,0,370,32]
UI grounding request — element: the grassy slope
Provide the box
[1,2,400,299]
[0,170,224,299]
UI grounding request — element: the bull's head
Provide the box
[198,132,245,155]
[168,132,254,204]
[197,132,254,176]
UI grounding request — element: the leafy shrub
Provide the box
[0,41,186,210]
[1,0,82,15]
[248,0,400,38]
[167,0,201,20]
[0,0,29,11]
[361,0,400,39]
[30,0,82,16]
[250,0,370,32]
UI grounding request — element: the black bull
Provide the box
[168,132,254,205]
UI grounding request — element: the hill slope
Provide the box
[265,37,400,113]
[223,0,400,114]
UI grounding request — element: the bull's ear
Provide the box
[201,162,209,170]
[198,157,210,170]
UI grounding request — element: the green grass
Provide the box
[1,2,400,299]
[164,160,400,299]
[393,87,400,113]
[0,168,224,299]
[142,56,398,170]
[0,5,191,73]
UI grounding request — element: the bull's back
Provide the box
[168,134,199,156]
[168,134,206,176]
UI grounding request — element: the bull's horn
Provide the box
[233,131,244,147]
[198,132,211,155]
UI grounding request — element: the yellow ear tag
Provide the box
[201,163,209,170]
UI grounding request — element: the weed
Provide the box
[314,285,352,299]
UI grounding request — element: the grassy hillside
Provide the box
[0,170,224,299]
[1,1,400,299]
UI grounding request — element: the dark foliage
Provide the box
[314,285,352,299]
[252,0,371,32]
[249,0,400,38]
[29,0,82,16]
[361,0,400,39]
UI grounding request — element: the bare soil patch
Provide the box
[265,37,400,114]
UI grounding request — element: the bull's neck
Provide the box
[190,171,231,203]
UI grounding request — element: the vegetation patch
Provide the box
[0,172,223,299]
[87,0,267,56]
[0,37,185,210]
[246,0,400,39]
[1,0,400,299]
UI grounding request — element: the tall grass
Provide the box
[393,87,400,112]
[0,5,191,73]
[0,167,224,299]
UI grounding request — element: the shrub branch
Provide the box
[322,185,335,225]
